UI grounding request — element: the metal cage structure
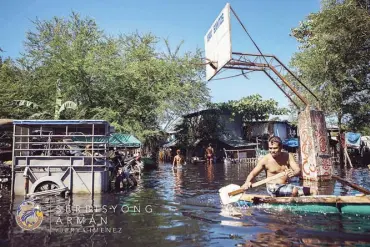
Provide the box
[11,120,112,197]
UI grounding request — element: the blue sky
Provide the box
[0,0,320,108]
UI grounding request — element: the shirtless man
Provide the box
[173,149,184,168]
[241,136,317,197]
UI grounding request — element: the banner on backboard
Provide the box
[204,3,232,81]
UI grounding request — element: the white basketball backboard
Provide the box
[204,3,232,81]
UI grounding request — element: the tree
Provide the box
[1,12,210,144]
[289,0,370,133]
[215,94,289,122]
[289,0,370,165]
[157,39,210,132]
[174,110,224,160]
[0,57,29,119]
[174,95,288,158]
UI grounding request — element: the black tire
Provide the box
[114,176,122,191]
[34,181,59,192]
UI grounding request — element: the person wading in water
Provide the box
[173,149,184,168]
[205,143,214,165]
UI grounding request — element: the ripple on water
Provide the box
[1,163,370,246]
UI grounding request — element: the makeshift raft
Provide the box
[238,194,370,215]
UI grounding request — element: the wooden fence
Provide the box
[239,157,258,166]
[233,150,338,167]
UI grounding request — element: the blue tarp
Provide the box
[283,138,299,148]
[345,132,361,148]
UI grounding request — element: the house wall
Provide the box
[219,113,243,137]
[182,112,246,160]
[247,122,290,140]
[249,123,269,138]
[273,123,288,140]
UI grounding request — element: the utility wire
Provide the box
[230,7,271,69]
[211,72,247,81]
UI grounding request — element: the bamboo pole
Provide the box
[332,175,370,195]
[344,147,353,168]
[224,148,255,152]
[240,194,370,204]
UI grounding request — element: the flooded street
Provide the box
[1,162,370,247]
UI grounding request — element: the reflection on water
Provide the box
[206,164,214,183]
[172,167,183,195]
[0,163,370,246]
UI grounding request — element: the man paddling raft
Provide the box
[241,136,318,197]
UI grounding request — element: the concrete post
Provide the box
[298,107,332,181]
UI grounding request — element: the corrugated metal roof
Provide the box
[72,133,141,147]
[219,134,256,148]
[111,133,141,147]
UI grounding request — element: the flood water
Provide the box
[1,162,370,247]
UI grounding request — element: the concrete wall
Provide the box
[219,113,243,137]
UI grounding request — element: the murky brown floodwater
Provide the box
[1,162,370,247]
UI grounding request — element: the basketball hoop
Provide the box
[204,3,232,81]
[205,58,218,70]
[191,58,218,68]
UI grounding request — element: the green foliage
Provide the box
[0,12,210,144]
[213,94,289,122]
[0,58,30,119]
[289,0,370,130]
[175,94,288,151]
[175,110,224,151]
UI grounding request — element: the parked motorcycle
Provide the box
[114,163,137,189]
[110,154,142,191]
[124,157,144,176]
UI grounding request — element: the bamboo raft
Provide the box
[239,194,370,215]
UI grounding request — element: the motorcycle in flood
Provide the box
[115,163,137,189]
[125,157,144,177]
[111,155,141,191]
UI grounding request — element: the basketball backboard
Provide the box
[204,3,232,81]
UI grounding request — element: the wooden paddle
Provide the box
[229,171,288,196]
[332,175,370,195]
[219,171,287,205]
